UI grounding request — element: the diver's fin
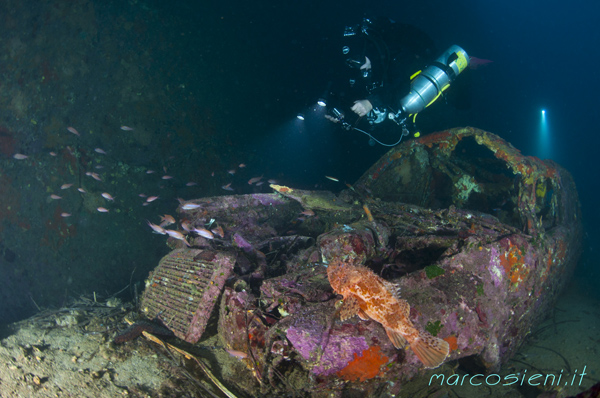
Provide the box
[339,296,360,321]
[385,328,408,349]
[409,332,450,369]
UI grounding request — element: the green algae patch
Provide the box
[424,265,445,279]
[426,320,443,336]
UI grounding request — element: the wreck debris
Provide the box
[140,248,235,343]
[134,127,581,396]
[113,319,174,344]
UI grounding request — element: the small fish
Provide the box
[67,126,80,136]
[161,175,174,180]
[86,172,102,181]
[225,349,248,360]
[255,181,264,186]
[186,182,198,187]
[227,169,236,175]
[120,125,134,131]
[13,153,28,160]
[146,196,160,202]
[363,204,374,222]
[248,175,263,185]
[211,225,225,238]
[193,227,214,239]
[95,165,104,169]
[327,259,449,369]
[77,188,87,193]
[159,214,176,227]
[94,148,107,155]
[325,175,339,182]
[147,220,166,235]
[181,203,202,210]
[238,163,246,168]
[101,192,115,201]
[300,209,315,217]
[138,193,147,198]
[49,152,57,156]
[221,183,234,191]
[146,170,155,174]
[268,179,278,184]
[61,183,73,190]
[50,194,62,200]
[97,207,109,213]
[180,220,192,232]
[61,213,72,218]
[164,229,190,246]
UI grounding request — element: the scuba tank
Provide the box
[398,45,470,115]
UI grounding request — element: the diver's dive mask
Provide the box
[342,45,365,69]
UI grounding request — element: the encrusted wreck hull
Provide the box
[139,127,582,397]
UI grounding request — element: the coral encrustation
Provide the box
[286,326,368,376]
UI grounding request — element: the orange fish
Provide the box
[159,214,176,227]
[362,204,374,222]
[211,225,225,238]
[327,259,449,368]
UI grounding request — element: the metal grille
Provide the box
[140,248,235,343]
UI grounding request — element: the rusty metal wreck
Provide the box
[137,127,582,397]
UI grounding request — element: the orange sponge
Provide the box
[336,346,389,382]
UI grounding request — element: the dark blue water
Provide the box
[0,0,597,336]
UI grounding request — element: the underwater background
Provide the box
[0,0,598,394]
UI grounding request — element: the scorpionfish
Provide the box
[327,259,449,369]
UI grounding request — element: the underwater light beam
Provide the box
[537,108,551,159]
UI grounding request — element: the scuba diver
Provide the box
[325,17,470,146]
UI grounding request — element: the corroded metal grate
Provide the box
[140,248,235,343]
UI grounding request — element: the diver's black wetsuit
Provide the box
[339,17,437,113]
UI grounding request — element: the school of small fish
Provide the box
[11,123,339,253]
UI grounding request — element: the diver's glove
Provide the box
[351,99,373,117]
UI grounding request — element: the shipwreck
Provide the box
[135,127,582,397]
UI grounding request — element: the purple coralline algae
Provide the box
[286,325,369,376]
[139,128,582,397]
[488,246,505,287]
